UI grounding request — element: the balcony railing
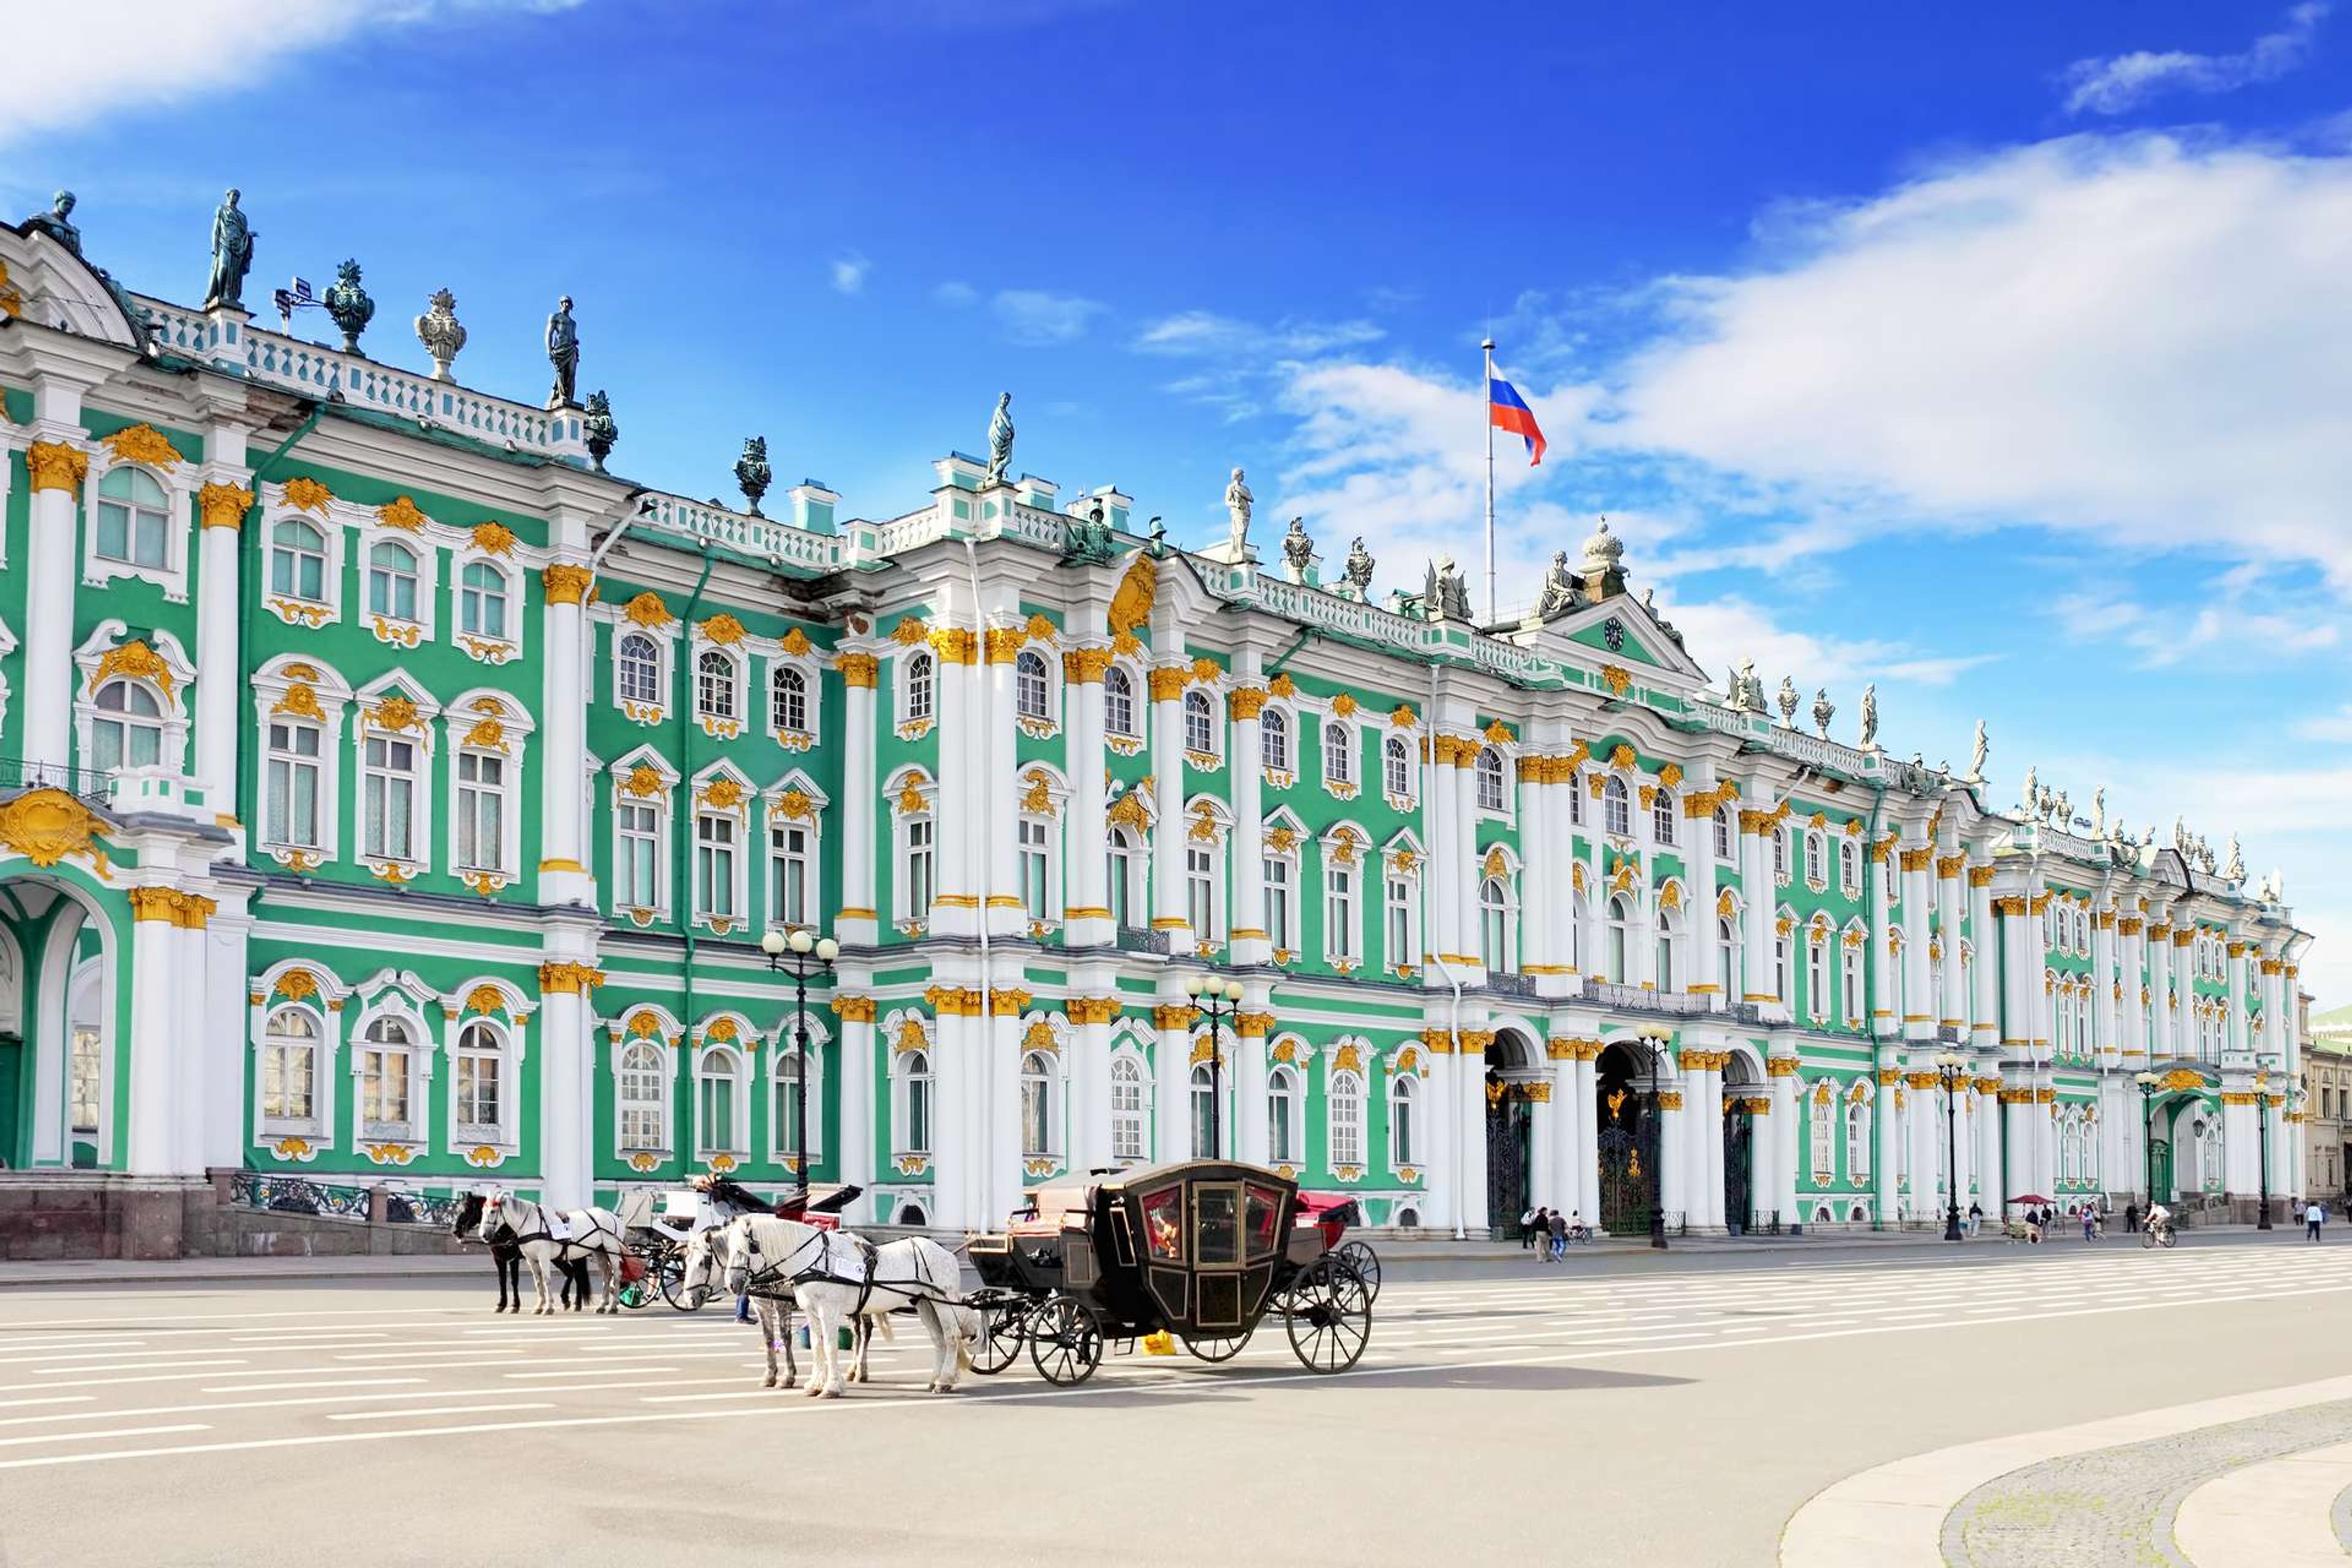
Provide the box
[1115,925,1169,956]
[1485,971,1539,998]
[0,757,113,803]
[1580,979,1714,1016]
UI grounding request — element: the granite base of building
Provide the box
[0,1172,478,1261]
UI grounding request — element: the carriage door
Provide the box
[1191,1182,1248,1330]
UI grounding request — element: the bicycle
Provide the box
[2139,1223,2177,1250]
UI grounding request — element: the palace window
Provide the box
[1389,1074,1417,1167]
[1190,1063,1218,1158]
[453,1019,505,1143]
[1774,827,1790,880]
[1020,816,1053,921]
[1606,895,1633,983]
[1107,826,1140,929]
[903,650,934,725]
[1569,772,1585,826]
[1183,688,1216,756]
[361,733,419,862]
[1267,1065,1301,1164]
[695,1046,745,1157]
[1325,861,1358,962]
[1656,908,1679,993]
[774,1040,819,1159]
[1263,707,1291,773]
[1323,720,1353,785]
[1653,788,1676,845]
[1021,1050,1056,1159]
[1480,877,1514,974]
[358,1016,416,1139]
[458,562,508,640]
[1329,1068,1365,1168]
[1839,839,1860,895]
[1811,1087,1834,1184]
[261,1007,322,1129]
[1385,870,1415,967]
[1476,747,1506,812]
[366,541,421,623]
[1015,650,1050,722]
[897,1048,933,1155]
[696,650,738,723]
[1807,932,1828,1022]
[1842,941,1863,1023]
[1186,843,1217,937]
[1604,776,1630,837]
[617,633,662,706]
[270,518,329,601]
[769,817,815,927]
[618,1039,668,1149]
[454,749,505,873]
[1773,931,1790,1003]
[94,466,169,567]
[1847,1094,1872,1183]
[1104,665,1136,738]
[614,798,660,910]
[1384,735,1412,801]
[696,810,739,921]
[1264,850,1294,951]
[1713,804,1732,859]
[1110,1055,1147,1163]
[771,666,809,733]
[1805,832,1826,888]
[88,680,164,773]
[1717,914,1743,1000]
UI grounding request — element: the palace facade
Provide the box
[0,198,2316,1251]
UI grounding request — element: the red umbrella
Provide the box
[2008,1194,2052,1205]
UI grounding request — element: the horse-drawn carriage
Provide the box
[615,1179,859,1310]
[964,1159,1374,1384]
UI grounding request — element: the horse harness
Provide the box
[507,1199,618,1255]
[737,1226,942,1318]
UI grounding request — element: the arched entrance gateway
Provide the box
[1594,1040,1659,1237]
[1483,1030,1540,1235]
[1721,1054,1757,1234]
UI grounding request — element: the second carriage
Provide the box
[616,1179,859,1309]
[964,1159,1375,1384]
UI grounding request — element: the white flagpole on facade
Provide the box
[1482,337,1496,624]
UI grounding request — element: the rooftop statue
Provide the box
[1728,658,1758,712]
[2054,788,2070,826]
[322,258,374,353]
[413,288,467,381]
[1341,535,1375,597]
[24,189,81,255]
[984,392,1015,486]
[1860,684,1879,748]
[1967,720,1986,782]
[202,188,255,312]
[1061,502,1118,567]
[1425,554,1471,621]
[736,436,772,516]
[546,296,580,409]
[2091,786,2106,838]
[2223,834,2244,883]
[1534,549,1578,619]
[1223,467,1253,556]
[1282,516,1315,575]
[2019,764,2037,816]
[582,389,617,473]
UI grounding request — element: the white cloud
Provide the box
[992,288,1107,345]
[829,251,870,295]
[2061,3,2330,116]
[1134,311,1384,358]
[5,1,583,152]
[2295,704,2352,742]
[932,280,978,307]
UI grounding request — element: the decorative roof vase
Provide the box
[322,259,374,353]
[413,288,467,381]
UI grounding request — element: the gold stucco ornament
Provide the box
[0,788,104,869]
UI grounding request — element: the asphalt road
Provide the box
[2,1234,2349,1567]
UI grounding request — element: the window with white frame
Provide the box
[1774,826,1790,880]
[1811,1085,1834,1183]
[1329,1068,1365,1167]
[453,1019,505,1143]
[458,562,509,641]
[1805,832,1826,888]
[1186,842,1217,937]
[454,748,506,873]
[1656,908,1679,992]
[1325,859,1358,961]
[361,732,420,862]
[696,650,737,723]
[1267,1064,1301,1165]
[696,810,739,921]
[1713,805,1732,859]
[1718,914,1743,999]
[1015,649,1050,722]
[617,1038,668,1148]
[1604,776,1630,837]
[270,517,329,602]
[1110,1054,1147,1163]
[263,711,327,851]
[1021,1050,1057,1158]
[1807,930,1829,1021]
[1104,665,1136,738]
[769,815,815,927]
[774,1041,818,1158]
[771,665,810,734]
[1385,870,1415,967]
[904,812,935,919]
[88,680,165,772]
[897,1048,933,1154]
[1189,1063,1218,1158]
[614,796,660,910]
[1264,848,1295,950]
[1476,747,1506,811]
[366,540,421,623]
[1107,825,1140,929]
[63,1027,99,1139]
[1774,929,1790,1001]
[1322,720,1353,785]
[1847,1093,1872,1182]
[1480,878,1514,973]
[1569,771,1585,826]
[1389,1073,1417,1167]
[903,650,935,726]
[1264,707,1291,773]
[1842,940,1863,1023]
[358,1016,416,1138]
[261,1006,322,1129]
[696,1046,744,1156]
[617,633,662,706]
[1840,839,1859,894]
[1654,788,1676,845]
[94,467,169,567]
[1881,853,1897,903]
[1183,688,1216,756]
[1384,734,1412,801]
[1020,816,1053,921]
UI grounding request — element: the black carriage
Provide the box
[964,1160,1373,1385]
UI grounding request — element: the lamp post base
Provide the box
[1943,1207,1964,1242]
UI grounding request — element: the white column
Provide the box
[192,443,251,812]
[2226,941,2252,1056]
[1455,1025,1491,1231]
[1235,1005,1271,1166]
[1975,1074,2005,1215]
[1687,780,1720,1003]
[1683,1053,1711,1228]
[1900,841,1935,1041]
[1518,756,1548,977]
[535,959,597,1209]
[1740,793,1776,1013]
[1935,852,1964,1033]
[1905,1060,1937,1221]
[1148,666,1189,950]
[174,895,218,1175]
[1574,1047,1600,1234]
[1770,1058,1799,1229]
[1229,687,1268,965]
[1154,996,1191,1161]
[1070,1000,1112,1175]
[1424,1031,1458,1233]
[984,636,1023,938]
[2092,910,2119,1062]
[1656,1078,1683,1226]
[984,997,1022,1223]
[1874,1062,1899,1222]
[1060,650,1108,946]
[837,654,879,944]
[1428,741,1460,968]
[21,433,86,774]
[1869,840,1896,1038]
[1550,1041,1582,1224]
[931,1008,976,1226]
[2005,1087,2035,1200]
[1451,741,1481,976]
[1532,1076,1562,1213]
[836,1001,876,1209]
[202,899,251,1170]
[537,563,594,906]
[1969,868,1999,1054]
[1746,1098,1775,1230]
[123,893,183,1175]
[2170,927,2195,1060]
[2222,1088,2258,1202]
[930,630,981,937]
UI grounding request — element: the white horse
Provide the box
[471,1194,626,1314]
[718,1214,977,1397]
[676,1223,894,1390]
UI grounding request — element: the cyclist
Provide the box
[2146,1202,2173,1243]
[1564,1210,1592,1245]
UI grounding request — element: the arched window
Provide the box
[1267,1065,1301,1164]
[358,1016,415,1137]
[904,650,934,723]
[696,1046,743,1155]
[773,1044,812,1158]
[1110,1055,1147,1163]
[1014,649,1050,722]
[1653,788,1677,845]
[1718,914,1743,1001]
[1262,707,1291,772]
[89,680,164,772]
[1329,1069,1365,1167]
[458,561,508,639]
[771,665,809,733]
[1606,895,1632,982]
[261,1007,321,1128]
[1020,1050,1056,1158]
[1604,775,1630,837]
[1384,735,1411,800]
[899,1049,933,1154]
[265,713,322,849]
[1805,832,1825,887]
[95,466,169,567]
[1107,825,1140,929]
[1810,1085,1834,1184]
[1190,1062,1218,1158]
[1183,688,1216,755]
[1807,930,1828,1020]
[1323,720,1352,784]
[1842,938,1863,1023]
[1104,665,1136,737]
[1847,1093,1872,1182]
[1713,804,1732,859]
[270,517,327,601]
[618,1039,667,1149]
[1480,877,1513,973]
[1389,1074,1417,1167]
[1774,827,1790,880]
[617,633,662,706]
[366,540,420,622]
[454,1019,505,1142]
[696,649,737,722]
[1476,747,1506,812]
[1839,839,1858,893]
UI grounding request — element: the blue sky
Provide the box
[11,1,2352,1000]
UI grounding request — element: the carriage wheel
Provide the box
[1336,1240,1382,1303]
[619,1266,656,1311]
[1028,1295,1103,1386]
[656,1254,693,1310]
[970,1300,1028,1376]
[1284,1255,1371,1374]
[1182,1327,1253,1363]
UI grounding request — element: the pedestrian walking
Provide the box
[1520,1206,1539,1250]
[1967,1200,1982,1238]
[2307,1200,2325,1243]
[2081,1205,2097,1243]
[2125,1202,2139,1234]
[1548,1208,1568,1261]
[1529,1207,1550,1261]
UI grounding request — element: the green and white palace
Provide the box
[0,195,2317,1254]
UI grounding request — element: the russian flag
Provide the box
[1488,377,1546,466]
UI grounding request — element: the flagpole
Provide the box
[1482,337,1496,624]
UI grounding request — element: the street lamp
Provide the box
[1935,1050,1967,1242]
[2134,1071,2158,1216]
[1186,972,1246,1158]
[1636,1033,1671,1251]
[2256,1066,2274,1231]
[761,925,839,1202]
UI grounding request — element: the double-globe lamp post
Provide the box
[1187,972,1246,1158]
[2256,1067,2274,1232]
[2134,1071,2159,1216]
[1934,1050,1967,1242]
[760,926,839,1203]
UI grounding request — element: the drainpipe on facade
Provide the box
[235,404,326,829]
[673,543,716,1052]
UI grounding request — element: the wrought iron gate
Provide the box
[1724,1113,1753,1232]
[1597,1089,1654,1236]
[1486,1082,1529,1236]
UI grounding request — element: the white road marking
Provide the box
[328,1403,556,1422]
[197,1378,424,1393]
[0,1423,208,1448]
